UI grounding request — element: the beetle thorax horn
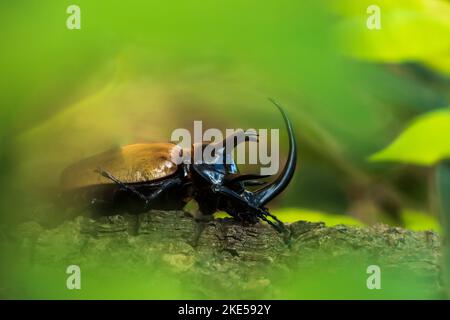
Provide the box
[252,99,297,206]
[210,129,258,164]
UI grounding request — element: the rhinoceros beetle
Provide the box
[60,99,297,237]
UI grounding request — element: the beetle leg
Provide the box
[96,168,151,205]
[189,214,213,248]
[211,184,289,236]
[140,178,182,209]
[97,168,184,210]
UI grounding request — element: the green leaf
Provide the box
[370,108,450,165]
[401,209,440,232]
[334,0,450,75]
[436,160,450,293]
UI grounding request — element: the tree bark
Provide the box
[13,210,443,298]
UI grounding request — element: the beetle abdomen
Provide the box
[60,143,180,190]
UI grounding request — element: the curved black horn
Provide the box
[253,99,297,206]
[216,129,258,149]
[211,128,258,163]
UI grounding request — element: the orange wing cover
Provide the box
[60,143,180,190]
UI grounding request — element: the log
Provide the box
[11,210,444,298]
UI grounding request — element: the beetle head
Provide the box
[190,99,297,208]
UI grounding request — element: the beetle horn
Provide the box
[212,128,258,163]
[225,173,270,184]
[253,99,297,206]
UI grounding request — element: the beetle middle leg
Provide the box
[96,168,150,204]
[96,168,182,209]
[184,199,215,248]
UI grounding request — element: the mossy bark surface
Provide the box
[6,210,444,299]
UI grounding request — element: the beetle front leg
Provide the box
[211,184,289,236]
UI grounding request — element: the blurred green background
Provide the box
[0,0,449,299]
